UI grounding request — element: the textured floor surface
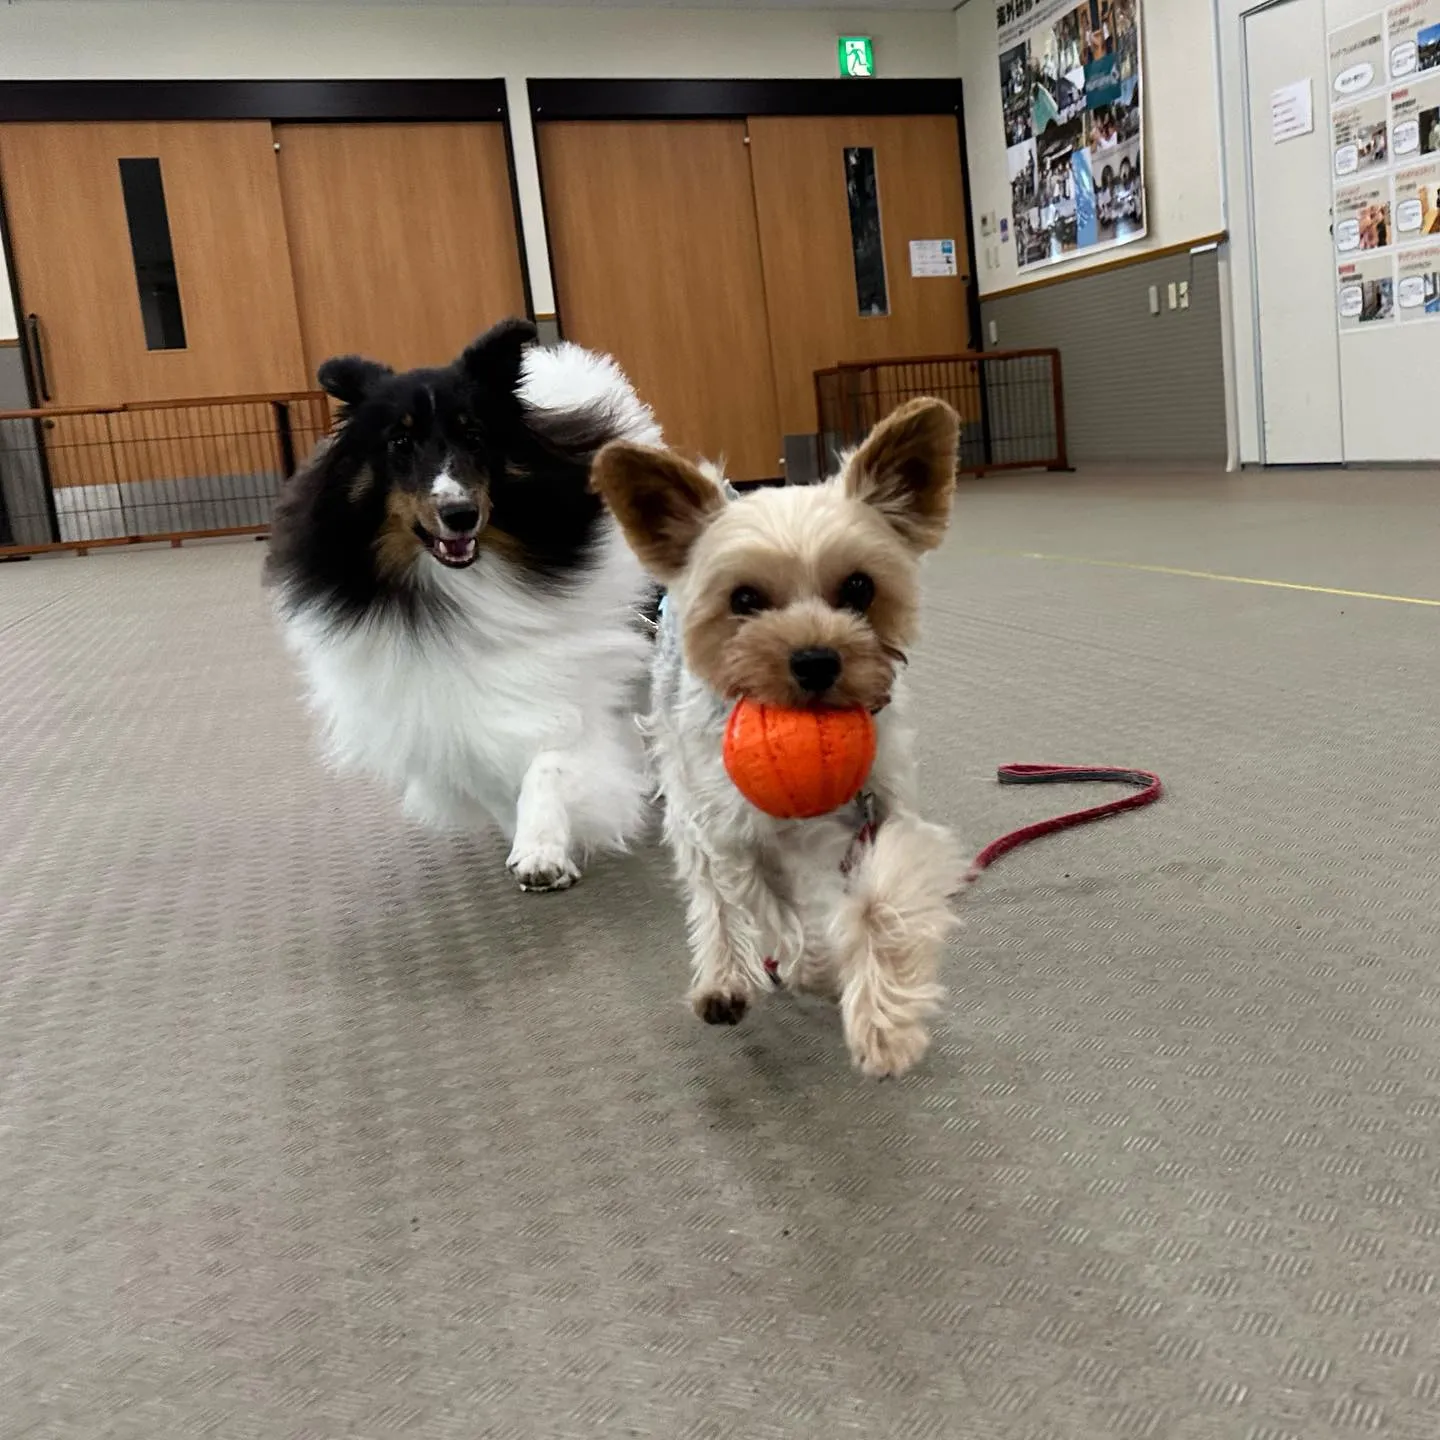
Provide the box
[3,466,1440,1439]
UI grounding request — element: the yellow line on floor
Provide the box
[1008,551,1440,608]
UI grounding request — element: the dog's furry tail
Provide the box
[833,817,964,1033]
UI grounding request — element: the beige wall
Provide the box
[0,1,962,343]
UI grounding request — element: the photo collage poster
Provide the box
[998,0,1146,271]
[1329,1,1440,329]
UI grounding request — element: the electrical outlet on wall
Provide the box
[1178,280,1190,310]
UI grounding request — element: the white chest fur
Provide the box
[282,523,649,820]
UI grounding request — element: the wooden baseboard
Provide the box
[981,232,1228,302]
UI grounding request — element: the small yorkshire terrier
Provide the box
[592,398,965,1078]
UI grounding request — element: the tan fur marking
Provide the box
[843,397,959,553]
[673,485,922,712]
[716,603,896,710]
[479,526,528,563]
[376,488,426,580]
[374,487,491,578]
[591,442,724,582]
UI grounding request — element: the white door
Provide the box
[1243,0,1344,464]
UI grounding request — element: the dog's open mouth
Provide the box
[413,523,480,569]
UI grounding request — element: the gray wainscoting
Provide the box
[0,345,53,547]
[981,246,1227,465]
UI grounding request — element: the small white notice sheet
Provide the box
[1271,78,1315,142]
[909,239,958,277]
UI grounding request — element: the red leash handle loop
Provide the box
[764,762,1162,983]
[968,764,1164,877]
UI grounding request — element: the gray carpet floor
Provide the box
[2,465,1439,1439]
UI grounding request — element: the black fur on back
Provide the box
[266,318,636,633]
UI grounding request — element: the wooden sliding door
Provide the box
[275,122,528,375]
[0,120,308,489]
[537,120,784,482]
[538,107,975,477]
[747,114,975,440]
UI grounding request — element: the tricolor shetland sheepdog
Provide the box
[265,318,660,892]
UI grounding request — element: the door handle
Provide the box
[25,312,51,402]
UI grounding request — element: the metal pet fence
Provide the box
[0,350,1069,558]
[814,348,1069,476]
[0,391,333,557]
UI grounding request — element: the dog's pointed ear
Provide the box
[461,317,539,395]
[317,355,392,410]
[843,397,959,552]
[591,442,725,582]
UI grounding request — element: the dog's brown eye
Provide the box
[730,585,768,617]
[838,571,876,613]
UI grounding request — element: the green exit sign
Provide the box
[838,36,875,78]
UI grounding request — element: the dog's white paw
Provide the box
[690,986,751,1026]
[507,842,581,893]
[847,1018,931,1079]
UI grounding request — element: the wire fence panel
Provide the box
[814,348,1069,479]
[0,359,1066,551]
[0,392,333,555]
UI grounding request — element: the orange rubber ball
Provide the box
[722,699,877,820]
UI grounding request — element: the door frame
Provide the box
[526,78,982,354]
[0,79,534,412]
[1217,0,1357,466]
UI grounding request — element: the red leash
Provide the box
[762,764,1163,983]
[962,764,1165,883]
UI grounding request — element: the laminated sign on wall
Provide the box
[1328,2,1440,327]
[1271,79,1315,142]
[996,0,1146,271]
[909,239,958,276]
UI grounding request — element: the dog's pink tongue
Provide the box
[440,537,471,560]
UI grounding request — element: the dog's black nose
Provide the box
[790,646,843,695]
[437,502,481,535]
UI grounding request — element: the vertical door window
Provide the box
[843,146,889,318]
[117,157,187,350]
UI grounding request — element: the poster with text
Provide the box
[1385,0,1440,79]
[1330,15,1388,100]
[1390,71,1440,157]
[1335,177,1395,250]
[997,0,1145,271]
[1393,239,1440,315]
[1394,156,1440,234]
[1396,239,1440,314]
[1328,9,1438,335]
[1332,94,1391,174]
[1337,253,1397,327]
